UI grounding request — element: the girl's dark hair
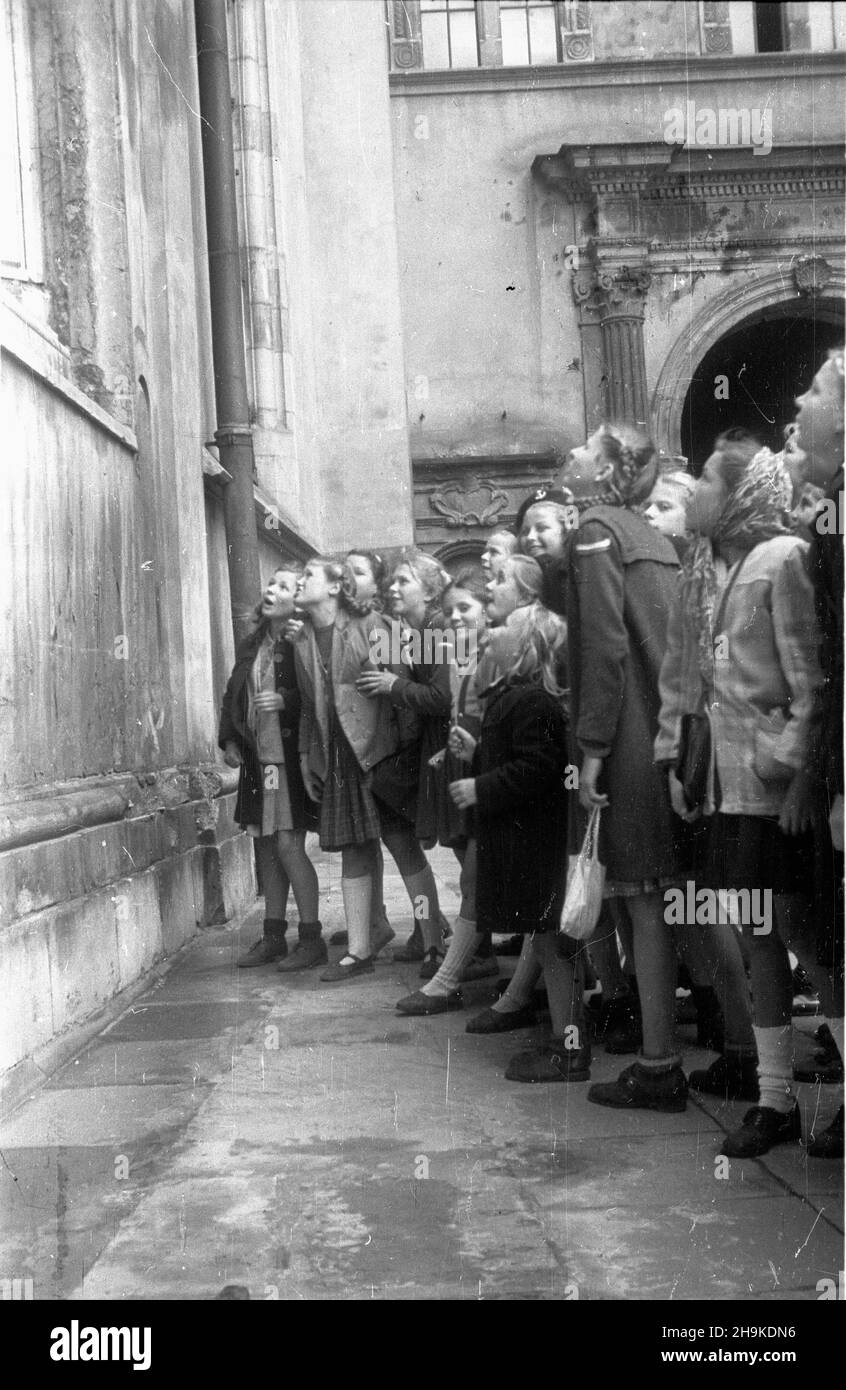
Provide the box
[345,549,387,615]
[442,566,488,608]
[248,563,303,635]
[598,422,659,506]
[713,427,765,492]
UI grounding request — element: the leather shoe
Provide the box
[588,1062,688,1113]
[396,989,462,1016]
[276,938,327,973]
[719,1103,801,1158]
[505,1040,591,1084]
[237,933,287,968]
[319,955,375,982]
[806,1106,843,1159]
[392,922,424,962]
[419,947,446,980]
[465,1003,536,1034]
[689,1054,759,1101]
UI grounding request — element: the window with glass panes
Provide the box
[499,0,559,65]
[419,0,480,69]
[388,1,593,71]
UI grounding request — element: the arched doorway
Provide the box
[680,304,844,471]
[434,538,486,583]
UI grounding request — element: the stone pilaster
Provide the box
[573,261,651,427]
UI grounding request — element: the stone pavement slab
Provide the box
[0,846,842,1301]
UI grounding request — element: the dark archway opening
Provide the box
[680,305,844,473]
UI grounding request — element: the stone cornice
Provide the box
[0,766,240,854]
[535,143,845,203]
[390,51,846,98]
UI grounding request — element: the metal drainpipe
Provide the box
[195,0,260,644]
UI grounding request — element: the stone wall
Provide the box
[0,0,255,1107]
[389,50,846,467]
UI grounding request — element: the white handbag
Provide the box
[558,805,606,942]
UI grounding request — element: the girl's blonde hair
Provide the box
[518,502,573,553]
[393,548,450,616]
[496,553,545,606]
[488,601,567,700]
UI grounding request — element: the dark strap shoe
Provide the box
[395,988,462,1016]
[419,947,446,980]
[505,1040,591,1084]
[465,1003,537,1035]
[806,1106,843,1159]
[689,1054,759,1101]
[719,1103,801,1158]
[588,1062,688,1112]
[319,954,375,982]
[392,922,424,962]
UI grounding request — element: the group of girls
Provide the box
[219,345,844,1163]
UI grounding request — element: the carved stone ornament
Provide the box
[572,264,651,319]
[595,265,652,317]
[429,475,510,528]
[793,255,835,297]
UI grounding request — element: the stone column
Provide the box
[573,263,651,428]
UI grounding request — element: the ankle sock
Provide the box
[264,917,287,939]
[494,936,542,1013]
[637,1052,683,1074]
[754,1024,795,1113]
[297,920,322,942]
[422,918,481,997]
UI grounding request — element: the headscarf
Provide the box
[682,447,794,681]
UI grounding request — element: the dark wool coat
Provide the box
[566,504,689,885]
[474,679,570,935]
[217,630,318,832]
[371,618,452,843]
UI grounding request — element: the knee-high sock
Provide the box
[754,1024,795,1114]
[493,936,542,1013]
[341,876,372,961]
[422,917,481,997]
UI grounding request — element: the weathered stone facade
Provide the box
[2,0,844,1099]
[1,0,412,1103]
[388,5,845,560]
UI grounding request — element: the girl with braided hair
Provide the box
[560,423,693,1113]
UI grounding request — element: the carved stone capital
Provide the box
[571,262,652,322]
[594,264,652,319]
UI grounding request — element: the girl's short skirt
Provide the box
[246,763,294,838]
[694,811,815,894]
[318,707,382,851]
